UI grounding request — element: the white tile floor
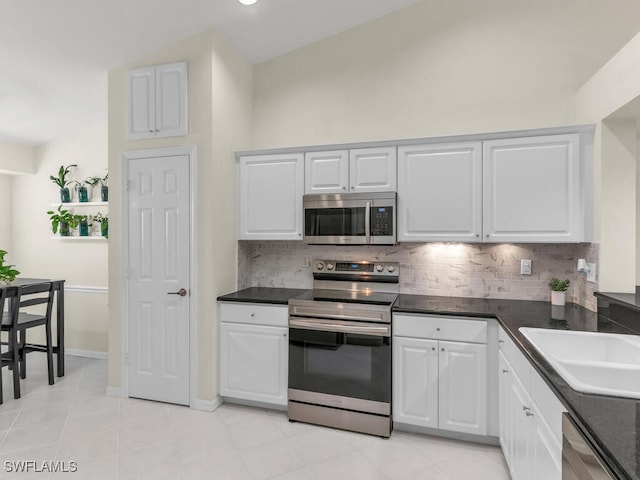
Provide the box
[0,355,512,479]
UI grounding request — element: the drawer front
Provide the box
[498,327,531,389]
[219,302,288,327]
[394,314,488,343]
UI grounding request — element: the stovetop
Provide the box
[292,288,398,307]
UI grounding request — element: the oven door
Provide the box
[288,316,391,407]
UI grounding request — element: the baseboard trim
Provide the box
[393,422,500,446]
[192,396,223,412]
[65,348,108,360]
[105,386,123,397]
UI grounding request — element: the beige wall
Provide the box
[576,32,640,292]
[0,176,11,250]
[0,140,36,175]
[599,120,637,292]
[107,30,252,401]
[10,122,109,352]
[251,0,613,149]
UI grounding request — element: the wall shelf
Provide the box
[51,236,107,241]
[50,202,108,207]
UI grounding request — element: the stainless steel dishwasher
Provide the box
[562,413,616,480]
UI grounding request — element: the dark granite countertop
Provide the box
[596,291,640,314]
[394,294,638,480]
[218,288,639,479]
[217,287,309,305]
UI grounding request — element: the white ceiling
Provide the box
[0,0,419,145]
[2,0,640,146]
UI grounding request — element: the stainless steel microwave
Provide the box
[303,192,397,245]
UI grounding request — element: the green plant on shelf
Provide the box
[46,205,77,236]
[94,212,108,239]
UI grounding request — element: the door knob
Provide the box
[168,288,188,297]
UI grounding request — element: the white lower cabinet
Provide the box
[393,315,488,436]
[393,337,439,428]
[218,303,288,406]
[499,328,564,480]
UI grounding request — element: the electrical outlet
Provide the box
[587,263,596,283]
[520,259,532,275]
[301,255,310,268]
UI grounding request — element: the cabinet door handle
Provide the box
[522,406,531,412]
[502,369,509,374]
[525,411,534,417]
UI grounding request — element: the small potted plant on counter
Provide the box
[548,278,570,306]
[94,212,108,238]
[49,164,77,203]
[0,249,20,287]
[47,205,77,236]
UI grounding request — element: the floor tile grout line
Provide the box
[0,371,32,451]
[49,356,86,480]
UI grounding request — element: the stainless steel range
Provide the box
[287,259,399,437]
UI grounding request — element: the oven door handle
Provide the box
[365,201,371,244]
[289,317,390,336]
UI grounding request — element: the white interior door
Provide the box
[127,153,191,405]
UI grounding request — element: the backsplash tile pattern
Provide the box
[238,242,599,311]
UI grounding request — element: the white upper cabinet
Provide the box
[238,153,304,240]
[305,150,349,194]
[483,134,580,243]
[127,61,188,140]
[349,147,397,193]
[304,147,397,194]
[398,142,482,242]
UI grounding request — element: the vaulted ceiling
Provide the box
[1,0,639,145]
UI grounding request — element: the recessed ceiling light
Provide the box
[238,0,257,5]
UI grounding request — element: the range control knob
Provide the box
[326,263,335,270]
[315,262,324,270]
[387,265,396,273]
[376,264,384,272]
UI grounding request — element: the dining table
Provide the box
[3,278,66,377]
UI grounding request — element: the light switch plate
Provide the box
[520,259,532,275]
[587,263,596,283]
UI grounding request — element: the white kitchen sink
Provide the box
[519,327,640,399]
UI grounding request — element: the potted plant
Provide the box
[71,180,90,203]
[84,176,101,201]
[49,164,77,203]
[99,172,108,202]
[74,214,91,237]
[46,205,77,236]
[0,249,20,287]
[548,278,570,306]
[94,212,108,238]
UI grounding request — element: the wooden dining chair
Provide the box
[1,282,55,401]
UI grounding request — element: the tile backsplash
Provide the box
[238,242,599,311]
